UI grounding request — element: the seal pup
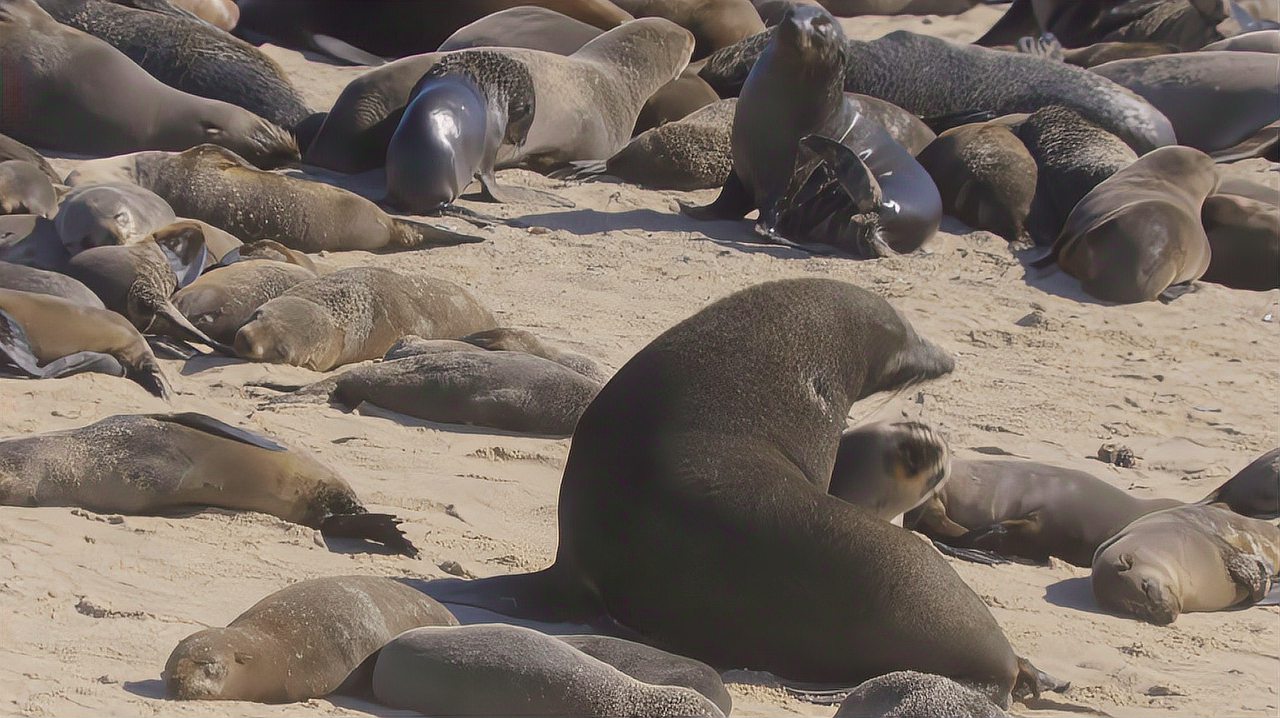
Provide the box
[558,635,732,715]
[827,421,952,523]
[234,267,497,372]
[611,0,765,57]
[834,671,1007,718]
[0,0,298,169]
[0,287,169,396]
[0,133,59,184]
[684,6,941,257]
[0,261,103,307]
[915,122,1037,244]
[371,624,725,718]
[36,0,312,130]
[0,161,57,218]
[265,350,601,437]
[0,412,418,554]
[1199,449,1280,519]
[1092,52,1280,155]
[0,215,70,273]
[1034,145,1215,304]
[166,576,456,702]
[1092,504,1280,624]
[902,458,1183,567]
[1014,105,1137,246]
[172,259,316,346]
[66,146,483,251]
[699,28,1175,153]
[54,183,177,255]
[1199,192,1280,291]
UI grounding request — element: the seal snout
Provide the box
[164,635,231,700]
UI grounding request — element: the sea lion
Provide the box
[0,287,169,396]
[65,146,483,251]
[0,412,418,553]
[172,260,316,346]
[1199,448,1280,519]
[371,625,725,718]
[1035,145,1215,304]
[0,0,298,169]
[915,122,1037,244]
[611,0,765,57]
[976,0,1229,51]
[1202,28,1280,51]
[236,0,634,64]
[234,267,497,372]
[685,6,941,257]
[0,261,103,307]
[557,635,732,715]
[1014,105,1137,245]
[266,350,601,437]
[166,576,456,702]
[1092,52,1280,155]
[433,279,1057,704]
[0,161,57,217]
[36,0,312,130]
[828,421,951,523]
[699,28,1175,153]
[0,133,59,184]
[834,671,1007,718]
[902,458,1183,567]
[54,182,177,255]
[0,215,69,272]
[169,0,238,31]
[461,328,608,383]
[1092,504,1280,624]
[1199,192,1280,290]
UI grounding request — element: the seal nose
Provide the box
[233,324,266,360]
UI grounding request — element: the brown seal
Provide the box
[462,327,609,383]
[53,182,177,255]
[173,259,316,346]
[0,215,70,273]
[1199,192,1280,291]
[612,0,765,57]
[0,132,59,184]
[827,421,951,522]
[1199,448,1280,519]
[916,122,1037,244]
[166,576,457,702]
[0,261,103,308]
[0,161,57,217]
[834,671,1007,718]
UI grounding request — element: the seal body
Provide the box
[54,183,177,255]
[0,261,103,307]
[0,0,298,169]
[0,161,56,217]
[1200,193,1280,291]
[559,635,732,715]
[0,132,59,184]
[462,327,608,383]
[834,671,1007,718]
[611,0,765,57]
[977,0,1228,50]
[916,122,1037,244]
[1199,449,1280,519]
[828,421,951,522]
[0,215,69,273]
[1202,29,1280,52]
[173,259,316,345]
[1092,504,1280,624]
[166,576,457,702]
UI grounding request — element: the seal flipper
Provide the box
[420,565,614,630]
[548,160,609,182]
[1014,656,1070,700]
[128,359,172,399]
[1223,551,1274,604]
[476,171,575,209]
[141,299,236,356]
[1016,34,1064,61]
[319,513,418,558]
[308,34,387,67]
[680,171,754,220]
[149,412,289,451]
[929,539,1011,566]
[390,218,487,249]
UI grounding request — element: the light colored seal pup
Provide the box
[1199,192,1280,291]
[0,161,57,217]
[166,576,457,702]
[0,287,168,396]
[835,671,1007,718]
[1035,145,1215,303]
[0,0,298,168]
[916,122,1038,244]
[233,267,497,372]
[1092,504,1280,624]
[0,261,102,307]
[1199,448,1280,519]
[173,260,317,346]
[827,421,952,523]
[371,624,725,718]
[65,146,483,251]
[54,183,177,255]
[0,412,418,554]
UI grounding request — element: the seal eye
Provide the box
[201,121,224,140]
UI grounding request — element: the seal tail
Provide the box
[320,513,419,557]
[390,218,487,249]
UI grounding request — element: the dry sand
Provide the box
[2,5,1277,717]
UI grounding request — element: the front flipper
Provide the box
[751,224,836,255]
[798,135,880,215]
[679,170,754,220]
[1015,655,1070,700]
[930,540,1011,566]
[391,218,487,248]
[477,172,575,208]
[143,300,236,356]
[150,412,288,451]
[955,515,1051,564]
[1224,552,1275,604]
[547,160,609,182]
[320,512,418,557]
[1016,33,1065,61]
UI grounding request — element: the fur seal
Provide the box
[1092,504,1280,624]
[0,0,298,168]
[916,122,1037,244]
[0,261,102,307]
[172,259,316,346]
[0,287,169,396]
[1035,145,1215,304]
[827,421,952,522]
[0,132,59,184]
[1202,28,1280,52]
[699,28,1175,153]
[0,412,418,554]
[65,146,483,251]
[266,350,601,437]
[36,0,311,130]
[835,671,1007,718]
[1092,52,1280,155]
[902,458,1183,567]
[976,0,1229,51]
[371,624,725,718]
[1014,105,1137,246]
[1199,192,1280,291]
[1199,449,1280,519]
[685,7,941,257]
[612,0,765,57]
[166,576,456,702]
[0,161,57,217]
[54,182,177,255]
[234,267,497,372]
[558,635,732,714]
[0,215,69,273]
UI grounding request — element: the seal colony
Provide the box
[1,1,1278,717]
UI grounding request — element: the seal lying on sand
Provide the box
[0,133,59,184]
[0,413,418,555]
[835,671,1008,718]
[54,183,177,255]
[166,576,456,702]
[0,216,70,273]
[916,122,1037,244]
[1200,192,1280,291]
[0,261,102,307]
[0,161,57,218]
[173,259,317,346]
[1199,448,1280,519]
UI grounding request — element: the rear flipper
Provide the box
[547,160,609,182]
[1014,655,1070,700]
[147,336,198,360]
[478,172,575,208]
[431,205,503,228]
[930,540,1011,566]
[320,513,418,557]
[679,170,754,221]
[1225,552,1275,605]
[1157,282,1198,303]
[391,218,487,248]
[750,224,836,255]
[954,516,1052,565]
[128,358,172,400]
[142,300,236,356]
[795,135,894,258]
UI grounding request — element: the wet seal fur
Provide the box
[0,412,418,555]
[166,576,457,702]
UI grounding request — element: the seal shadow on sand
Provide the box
[122,679,165,699]
[1044,576,1109,615]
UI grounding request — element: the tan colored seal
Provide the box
[173,259,316,346]
[916,122,1037,244]
[828,421,951,522]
